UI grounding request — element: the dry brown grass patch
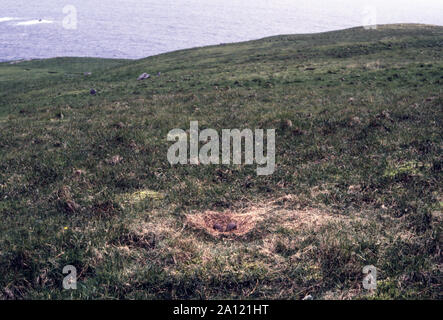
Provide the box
[186,195,345,238]
[272,207,341,232]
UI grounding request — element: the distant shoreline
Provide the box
[1,23,442,63]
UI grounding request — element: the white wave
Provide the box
[0,17,19,23]
[16,19,54,26]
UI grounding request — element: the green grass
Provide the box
[0,24,442,300]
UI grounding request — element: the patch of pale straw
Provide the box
[185,195,343,238]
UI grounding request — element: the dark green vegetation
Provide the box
[0,24,442,299]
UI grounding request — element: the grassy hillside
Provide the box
[0,24,442,299]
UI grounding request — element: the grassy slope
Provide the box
[0,24,442,299]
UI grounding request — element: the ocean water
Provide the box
[1,0,442,61]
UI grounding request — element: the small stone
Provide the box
[302,294,313,300]
[137,73,150,81]
[226,222,237,232]
[213,223,223,232]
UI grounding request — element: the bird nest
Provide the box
[186,209,263,238]
[185,195,342,239]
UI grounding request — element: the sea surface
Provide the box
[1,0,442,61]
